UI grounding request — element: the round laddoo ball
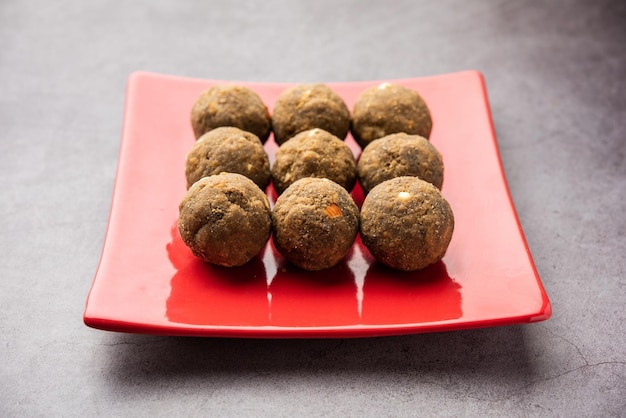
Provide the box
[185,126,270,190]
[272,177,360,271]
[271,83,350,145]
[178,173,272,267]
[357,132,444,194]
[360,177,454,271]
[271,128,357,195]
[190,84,271,142]
[351,82,432,149]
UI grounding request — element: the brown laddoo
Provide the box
[271,83,350,145]
[271,128,357,195]
[272,177,360,271]
[351,82,432,149]
[190,84,271,142]
[360,177,454,271]
[357,132,444,194]
[185,127,270,190]
[178,173,272,267]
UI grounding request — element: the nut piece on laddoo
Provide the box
[190,84,271,142]
[271,128,357,195]
[178,173,272,267]
[271,177,360,271]
[357,132,444,194]
[271,83,350,145]
[351,82,432,149]
[360,177,454,271]
[185,126,270,190]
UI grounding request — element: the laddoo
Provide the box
[190,84,271,142]
[351,82,432,149]
[272,177,360,271]
[271,83,350,145]
[178,173,272,267]
[185,126,270,190]
[271,128,357,195]
[357,132,444,194]
[360,177,454,271]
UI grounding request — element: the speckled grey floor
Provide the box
[1,1,624,416]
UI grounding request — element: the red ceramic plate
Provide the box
[83,71,551,338]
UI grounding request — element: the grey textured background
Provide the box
[1,0,625,416]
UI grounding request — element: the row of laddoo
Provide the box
[184,126,444,197]
[179,173,453,272]
[190,82,433,149]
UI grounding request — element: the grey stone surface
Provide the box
[1,0,624,416]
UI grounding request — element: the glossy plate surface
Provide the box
[84,71,551,338]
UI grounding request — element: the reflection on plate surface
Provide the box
[83,70,551,338]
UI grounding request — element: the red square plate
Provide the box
[83,71,551,338]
